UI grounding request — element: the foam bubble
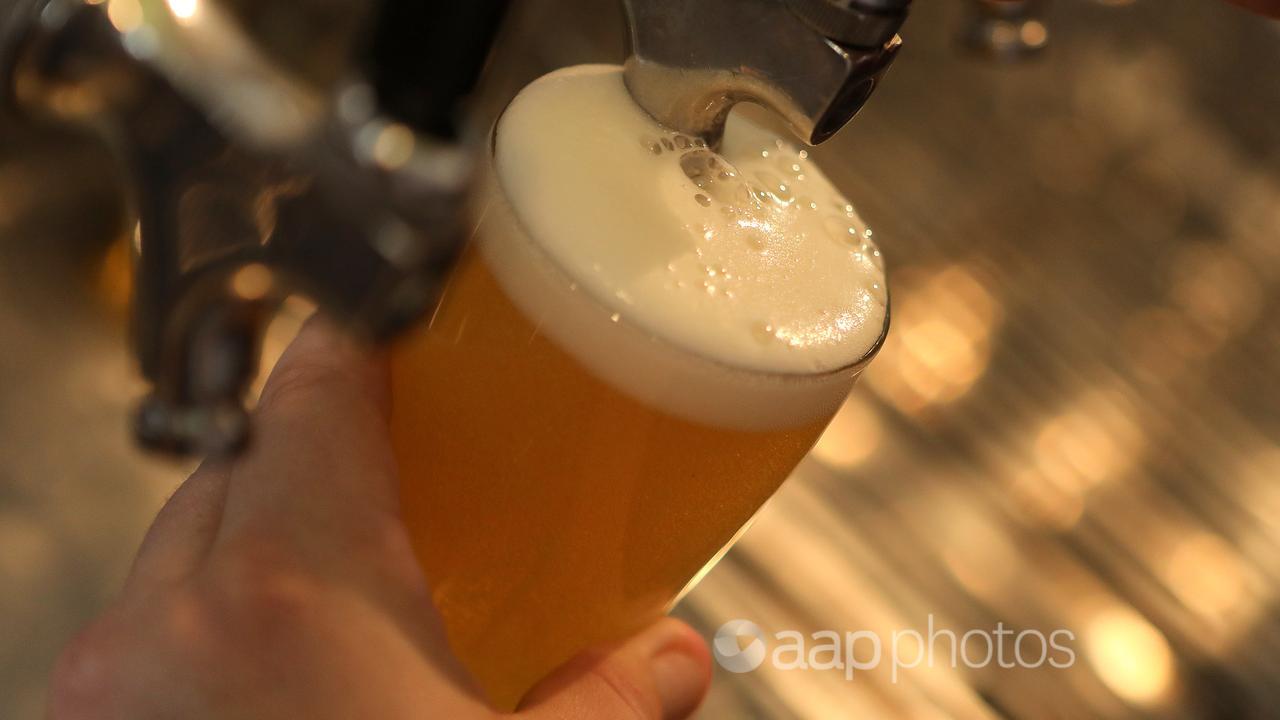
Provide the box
[483,64,887,429]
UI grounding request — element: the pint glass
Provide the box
[388,65,887,710]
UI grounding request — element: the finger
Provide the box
[125,462,230,592]
[518,618,711,720]
[215,314,398,549]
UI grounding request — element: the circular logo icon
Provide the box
[713,619,767,673]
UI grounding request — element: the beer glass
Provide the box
[388,74,886,710]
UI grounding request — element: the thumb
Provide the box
[517,618,711,720]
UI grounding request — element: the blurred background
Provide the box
[2,0,1278,718]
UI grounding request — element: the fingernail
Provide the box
[649,646,706,719]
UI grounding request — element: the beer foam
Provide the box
[480,65,888,430]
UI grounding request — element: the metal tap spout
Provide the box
[621,0,911,146]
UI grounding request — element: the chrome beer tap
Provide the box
[621,0,911,145]
[0,0,511,455]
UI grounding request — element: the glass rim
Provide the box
[480,111,891,385]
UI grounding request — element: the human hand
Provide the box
[48,317,711,720]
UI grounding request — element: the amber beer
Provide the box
[389,65,887,709]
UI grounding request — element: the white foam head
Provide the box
[478,64,888,430]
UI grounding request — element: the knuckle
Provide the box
[207,540,324,632]
[48,619,120,719]
[257,362,346,414]
[586,656,659,720]
[154,587,222,656]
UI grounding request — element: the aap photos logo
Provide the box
[711,616,1077,682]
[713,619,768,673]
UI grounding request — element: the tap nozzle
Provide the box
[621,0,910,146]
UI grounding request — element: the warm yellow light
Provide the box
[230,263,275,302]
[1165,533,1250,624]
[1033,388,1143,491]
[939,506,1020,601]
[1086,608,1174,706]
[1034,411,1113,488]
[373,123,417,171]
[97,235,133,318]
[810,395,882,469]
[107,0,144,33]
[1007,465,1085,530]
[865,263,1001,415]
[167,0,200,23]
[1020,21,1048,49]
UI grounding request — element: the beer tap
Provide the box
[621,0,911,146]
[0,0,510,455]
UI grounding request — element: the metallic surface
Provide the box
[2,0,1279,718]
[621,0,906,145]
[0,0,501,454]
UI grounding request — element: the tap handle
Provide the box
[368,0,512,138]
